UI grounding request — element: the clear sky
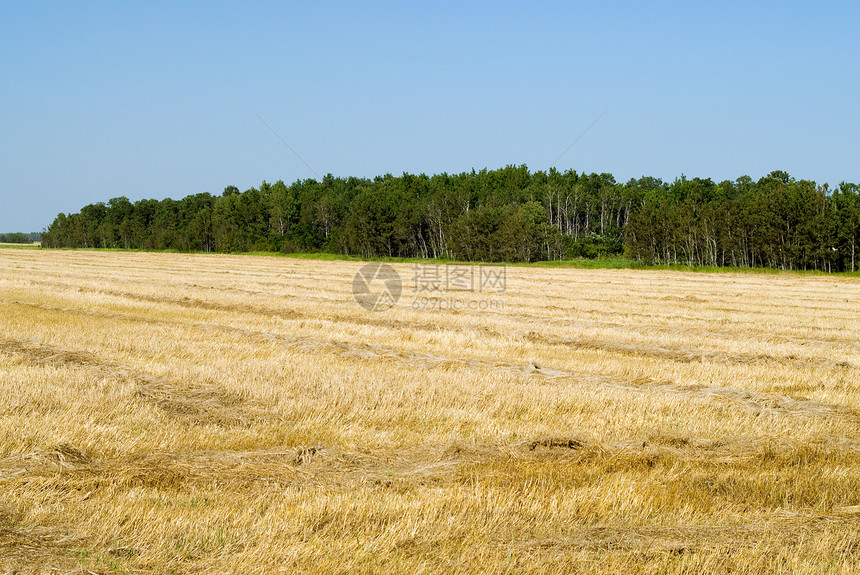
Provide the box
[2,1,858,233]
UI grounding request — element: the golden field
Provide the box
[1,249,859,574]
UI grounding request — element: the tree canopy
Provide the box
[41,167,860,272]
[0,232,41,243]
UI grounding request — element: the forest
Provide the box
[0,232,41,244]
[41,166,860,272]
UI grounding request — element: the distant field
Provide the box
[1,250,859,574]
[0,242,39,249]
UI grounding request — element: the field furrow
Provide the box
[1,249,859,573]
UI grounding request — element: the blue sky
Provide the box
[2,1,858,232]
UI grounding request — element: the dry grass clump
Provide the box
[0,250,859,573]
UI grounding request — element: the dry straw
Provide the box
[1,249,859,573]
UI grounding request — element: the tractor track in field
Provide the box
[2,299,858,422]
[5,285,857,374]
[0,334,276,428]
[511,510,860,558]
[3,434,860,492]
[16,276,860,353]
[2,436,859,571]
[523,331,856,371]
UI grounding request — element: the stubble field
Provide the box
[1,249,859,574]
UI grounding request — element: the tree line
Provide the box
[625,171,860,272]
[0,232,41,243]
[41,166,860,271]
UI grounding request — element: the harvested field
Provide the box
[1,249,859,573]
